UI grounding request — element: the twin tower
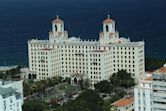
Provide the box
[49,15,120,44]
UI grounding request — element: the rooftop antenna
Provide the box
[107,14,110,18]
[56,14,59,19]
[107,10,111,18]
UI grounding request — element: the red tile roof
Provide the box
[112,97,134,107]
[144,77,152,81]
[154,66,166,74]
[103,18,114,24]
[52,16,64,24]
[99,32,103,34]
[110,32,115,35]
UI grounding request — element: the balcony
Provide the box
[153,81,166,87]
[153,97,166,103]
[153,103,166,110]
[153,86,166,91]
[153,92,166,97]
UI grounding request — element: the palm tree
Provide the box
[36,80,46,100]
[23,81,31,97]
[30,84,38,95]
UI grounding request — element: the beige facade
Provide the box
[28,15,145,86]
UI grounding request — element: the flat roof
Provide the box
[29,38,144,47]
[0,87,15,97]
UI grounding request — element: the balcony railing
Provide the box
[153,92,166,97]
[153,103,166,110]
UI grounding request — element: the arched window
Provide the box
[55,25,57,31]
[61,25,63,31]
[106,25,109,32]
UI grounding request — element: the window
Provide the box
[4,100,6,109]
[10,99,13,103]
[106,25,109,32]
[54,25,57,32]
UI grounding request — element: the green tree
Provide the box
[63,100,91,111]
[94,80,111,93]
[23,81,31,97]
[109,91,126,103]
[110,70,135,88]
[80,78,90,89]
[22,100,49,111]
[145,57,166,71]
[77,90,103,105]
[102,100,112,111]
[62,90,103,111]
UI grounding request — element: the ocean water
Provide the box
[0,0,166,65]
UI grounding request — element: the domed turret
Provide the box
[103,14,114,24]
[99,15,119,44]
[52,15,64,24]
[49,15,68,43]
[52,15,64,32]
[102,14,115,33]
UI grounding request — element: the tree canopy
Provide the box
[145,57,166,71]
[95,70,135,94]
[110,70,135,88]
[94,80,111,93]
[22,100,49,111]
[62,90,103,111]
[94,70,135,104]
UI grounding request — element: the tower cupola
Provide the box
[99,15,119,44]
[102,14,115,33]
[49,15,68,43]
[52,15,64,32]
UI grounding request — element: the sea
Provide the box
[0,0,166,65]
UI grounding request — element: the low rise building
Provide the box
[20,67,30,79]
[0,66,18,72]
[0,79,23,104]
[111,97,134,111]
[0,87,22,111]
[0,79,23,111]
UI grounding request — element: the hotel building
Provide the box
[28,15,145,86]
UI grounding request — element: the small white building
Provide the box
[0,79,23,104]
[111,97,134,111]
[20,67,30,79]
[0,66,18,72]
[0,79,23,111]
[0,87,22,111]
[28,15,145,86]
